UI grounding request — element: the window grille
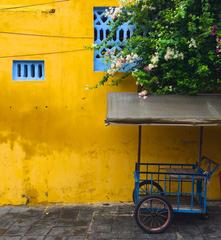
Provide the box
[13,60,45,80]
[94,7,135,71]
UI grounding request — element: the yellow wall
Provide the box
[0,0,220,205]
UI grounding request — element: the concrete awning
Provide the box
[106,93,221,126]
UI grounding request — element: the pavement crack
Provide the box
[85,210,96,240]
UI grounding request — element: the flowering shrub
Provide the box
[94,0,221,95]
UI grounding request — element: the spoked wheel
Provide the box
[135,195,173,234]
[132,180,164,203]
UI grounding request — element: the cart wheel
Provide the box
[132,180,164,203]
[135,195,173,234]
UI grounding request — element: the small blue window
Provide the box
[13,61,45,80]
[94,7,135,72]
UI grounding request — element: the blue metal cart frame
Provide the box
[133,126,219,233]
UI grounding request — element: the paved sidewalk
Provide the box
[0,204,220,240]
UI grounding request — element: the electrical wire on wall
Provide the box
[0,31,93,39]
[0,48,90,59]
[0,0,69,11]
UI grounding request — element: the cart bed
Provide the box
[164,195,202,212]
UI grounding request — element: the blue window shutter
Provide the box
[94,7,135,72]
[13,60,45,80]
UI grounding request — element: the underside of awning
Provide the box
[106,93,221,126]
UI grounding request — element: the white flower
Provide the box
[141,4,156,11]
[148,63,155,70]
[125,53,141,64]
[164,47,184,61]
[164,47,174,61]
[132,53,139,59]
[150,52,159,65]
[178,52,184,60]
[138,90,148,97]
[149,6,156,10]
[107,69,114,76]
[105,7,123,20]
[138,90,149,99]
[116,60,123,68]
[105,52,141,78]
[141,5,148,11]
[126,54,133,62]
[120,0,137,6]
[188,38,197,48]
[110,63,115,69]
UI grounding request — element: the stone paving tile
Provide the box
[40,207,61,220]
[94,205,119,215]
[93,224,112,232]
[60,207,79,219]
[44,237,85,240]
[55,218,75,227]
[88,232,118,240]
[4,226,30,236]
[175,235,204,240]
[0,207,12,217]
[21,237,45,240]
[24,209,44,218]
[77,210,93,223]
[9,207,32,214]
[24,224,52,236]
[0,237,21,240]
[12,219,37,228]
[0,229,8,236]
[0,205,220,240]
[47,226,88,236]
[117,205,134,215]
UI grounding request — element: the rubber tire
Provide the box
[135,195,173,234]
[132,180,164,203]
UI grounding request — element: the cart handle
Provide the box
[197,156,220,178]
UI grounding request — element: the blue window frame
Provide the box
[13,60,45,80]
[94,7,135,71]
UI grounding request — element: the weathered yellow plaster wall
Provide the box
[0,0,220,205]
